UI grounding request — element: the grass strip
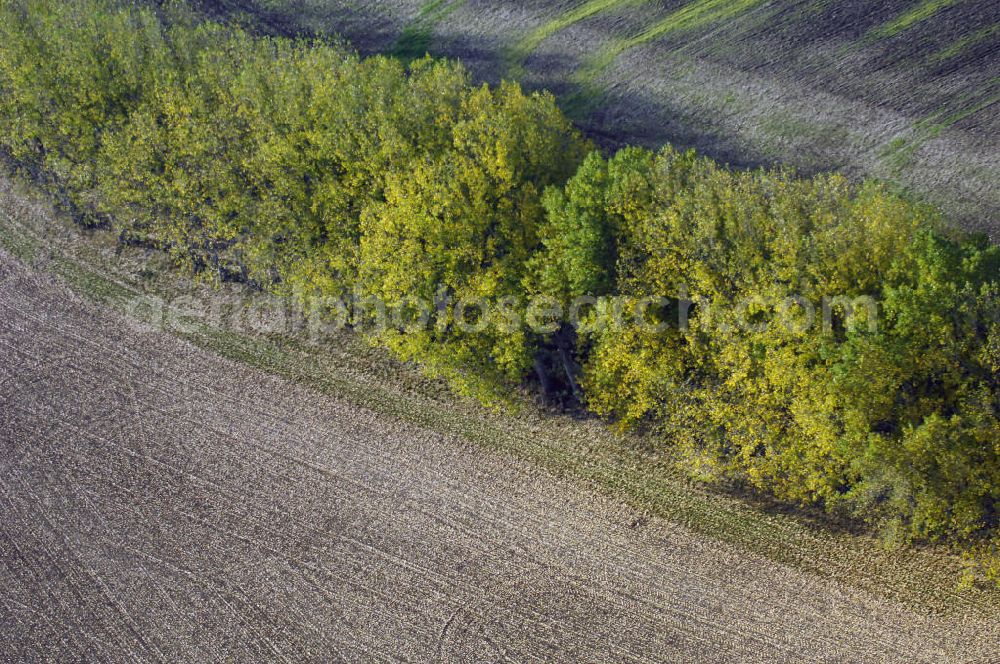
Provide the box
[392,0,466,61]
[881,77,1000,174]
[928,22,1000,63]
[503,0,647,77]
[563,0,766,118]
[864,0,965,42]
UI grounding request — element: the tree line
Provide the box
[1,0,997,584]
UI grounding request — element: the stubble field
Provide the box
[1,171,1000,660]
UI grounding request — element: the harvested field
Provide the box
[3,230,1000,660]
[0,171,998,659]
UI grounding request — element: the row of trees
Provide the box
[1,0,997,583]
[547,149,1000,562]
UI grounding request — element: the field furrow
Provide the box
[2,228,1000,660]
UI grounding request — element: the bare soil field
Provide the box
[3,211,1000,661]
[231,0,1000,239]
[1,165,1000,660]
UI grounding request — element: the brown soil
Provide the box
[3,244,1000,661]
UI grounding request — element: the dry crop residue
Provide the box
[2,247,1000,660]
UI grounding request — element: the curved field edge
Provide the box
[1,172,998,617]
